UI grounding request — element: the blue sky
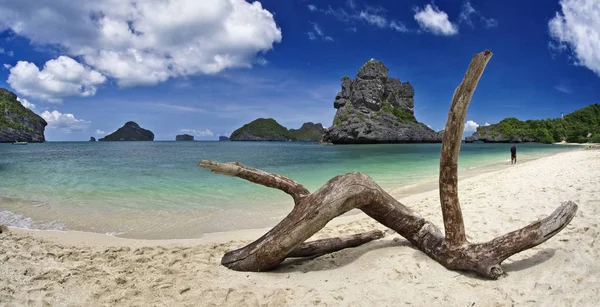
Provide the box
[0,0,598,141]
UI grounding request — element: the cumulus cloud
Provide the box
[95,129,105,135]
[7,56,106,102]
[307,23,334,41]
[484,122,491,126]
[180,129,215,137]
[414,4,458,36]
[0,0,282,87]
[16,97,36,110]
[40,110,91,132]
[549,0,600,77]
[464,120,480,133]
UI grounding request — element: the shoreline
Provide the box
[2,148,599,306]
[5,146,582,244]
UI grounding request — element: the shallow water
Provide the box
[0,141,573,238]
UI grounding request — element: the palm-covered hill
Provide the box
[466,104,600,143]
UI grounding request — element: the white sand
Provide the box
[1,149,599,306]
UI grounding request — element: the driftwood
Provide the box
[199,50,577,279]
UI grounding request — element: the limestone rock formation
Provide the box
[176,134,194,141]
[99,121,154,141]
[0,88,47,143]
[323,59,442,144]
[89,136,96,142]
[219,136,230,141]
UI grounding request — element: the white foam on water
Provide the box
[0,210,67,231]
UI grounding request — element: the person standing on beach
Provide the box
[510,144,517,164]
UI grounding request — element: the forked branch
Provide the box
[199,50,577,279]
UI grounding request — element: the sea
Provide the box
[0,141,575,239]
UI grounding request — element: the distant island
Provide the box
[176,134,194,141]
[89,137,96,142]
[99,121,154,141]
[219,136,230,141]
[322,59,443,144]
[230,118,325,142]
[466,104,600,143]
[0,88,47,143]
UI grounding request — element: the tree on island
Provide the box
[199,50,577,279]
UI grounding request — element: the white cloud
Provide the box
[414,4,458,36]
[464,120,479,133]
[549,0,600,77]
[95,129,105,135]
[16,97,36,110]
[458,1,498,29]
[40,110,91,132]
[307,3,407,33]
[0,0,282,87]
[3,64,11,69]
[308,23,334,42]
[484,122,490,126]
[0,48,14,57]
[180,129,215,137]
[554,84,572,94]
[390,21,409,33]
[359,11,388,28]
[7,56,106,102]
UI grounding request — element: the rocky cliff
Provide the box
[219,136,230,141]
[176,134,194,141]
[99,121,154,141]
[89,136,96,142]
[230,118,325,141]
[323,59,442,144]
[0,88,47,143]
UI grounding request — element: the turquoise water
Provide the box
[0,141,573,239]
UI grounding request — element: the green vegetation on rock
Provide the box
[376,100,417,122]
[230,118,325,141]
[469,104,600,143]
[0,88,47,142]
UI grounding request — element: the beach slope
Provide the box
[1,149,599,306]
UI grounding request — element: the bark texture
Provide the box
[199,50,577,279]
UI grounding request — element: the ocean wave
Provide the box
[0,210,67,231]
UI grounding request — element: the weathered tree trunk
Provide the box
[199,50,577,279]
[287,230,385,258]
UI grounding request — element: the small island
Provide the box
[89,137,96,142]
[230,118,325,142]
[466,104,600,143]
[0,88,47,143]
[176,134,194,141]
[98,121,154,141]
[218,136,230,141]
[322,59,442,144]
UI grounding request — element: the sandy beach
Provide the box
[2,148,599,306]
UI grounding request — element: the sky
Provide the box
[0,0,599,141]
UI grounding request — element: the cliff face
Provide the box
[0,88,47,143]
[176,134,194,141]
[230,118,325,141]
[323,59,442,144]
[99,121,154,141]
